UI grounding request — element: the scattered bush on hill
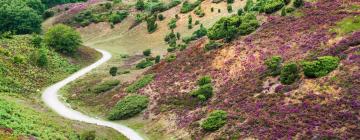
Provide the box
[109,67,118,76]
[204,41,223,51]
[190,76,213,101]
[143,49,151,56]
[108,95,149,120]
[80,131,96,140]
[135,0,145,10]
[109,11,129,24]
[194,6,205,17]
[237,8,244,16]
[168,18,177,29]
[244,0,285,14]
[201,110,227,131]
[136,59,154,69]
[294,0,304,8]
[37,47,48,67]
[146,15,158,33]
[227,5,233,13]
[207,13,259,42]
[165,54,176,62]
[265,56,282,76]
[280,62,299,85]
[302,56,340,78]
[44,24,82,55]
[155,55,161,63]
[158,14,165,20]
[126,74,154,93]
[181,0,202,13]
[92,80,120,94]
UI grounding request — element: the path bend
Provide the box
[42,49,144,140]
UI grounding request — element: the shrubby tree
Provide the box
[0,0,42,34]
[109,67,118,76]
[280,62,299,85]
[146,15,158,33]
[44,24,82,55]
[108,95,149,120]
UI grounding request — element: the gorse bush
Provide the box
[201,110,227,131]
[108,95,149,120]
[126,74,154,93]
[265,56,282,76]
[155,55,161,63]
[194,6,205,17]
[109,11,129,24]
[92,80,120,94]
[302,56,340,78]
[135,0,145,10]
[180,0,202,13]
[146,15,158,33]
[143,49,151,56]
[207,13,259,42]
[136,59,154,69]
[168,18,177,29]
[165,54,176,62]
[109,67,118,76]
[191,76,213,101]
[192,24,207,39]
[37,47,48,67]
[237,8,244,16]
[227,5,233,13]
[44,24,82,55]
[244,0,285,14]
[294,0,304,8]
[280,62,299,85]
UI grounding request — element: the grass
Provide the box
[330,15,360,36]
[0,94,128,140]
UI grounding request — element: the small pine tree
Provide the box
[109,67,118,76]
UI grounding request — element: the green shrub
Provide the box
[135,0,145,10]
[13,55,26,64]
[194,6,205,17]
[146,15,158,33]
[167,47,176,52]
[188,24,193,29]
[155,55,161,63]
[180,0,202,13]
[182,36,195,44]
[158,14,165,20]
[109,11,129,24]
[294,0,304,8]
[164,31,177,45]
[208,14,259,41]
[302,56,340,78]
[43,10,54,19]
[237,8,244,16]
[92,80,120,94]
[244,0,254,11]
[227,5,233,13]
[136,59,154,69]
[263,0,285,14]
[191,84,213,101]
[44,24,82,55]
[195,20,200,25]
[178,44,187,51]
[37,47,48,67]
[265,56,282,76]
[281,7,286,16]
[108,95,149,120]
[197,76,211,86]
[280,62,299,85]
[31,34,42,47]
[168,18,177,29]
[218,9,221,13]
[227,0,234,4]
[176,32,181,40]
[286,7,295,13]
[201,110,227,131]
[192,24,207,39]
[211,7,214,12]
[126,74,154,93]
[109,67,118,76]
[283,0,290,5]
[143,49,151,56]
[165,54,176,62]
[204,41,223,51]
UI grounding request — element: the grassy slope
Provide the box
[0,35,127,139]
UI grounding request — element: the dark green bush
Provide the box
[158,14,165,20]
[190,76,213,101]
[155,55,161,63]
[37,47,48,67]
[105,2,112,9]
[31,34,42,47]
[211,7,214,12]
[302,56,340,78]
[207,13,259,41]
[176,32,181,40]
[294,0,304,8]
[265,56,282,76]
[92,80,120,94]
[164,31,177,45]
[44,24,82,55]
[280,62,299,85]
[192,24,207,39]
[227,0,234,4]
[136,59,154,69]
[204,41,223,51]
[180,0,202,13]
[143,49,151,56]
[201,110,227,131]
[108,95,149,120]
[146,15,158,33]
[283,0,290,5]
[263,0,285,14]
[244,0,254,11]
[126,74,154,93]
[182,36,195,44]
[43,10,54,19]
[178,44,187,51]
[227,5,233,13]
[237,8,244,16]
[286,7,295,13]
[135,0,145,10]
[168,18,177,29]
[194,6,205,17]
[109,67,118,76]
[195,20,200,25]
[109,11,129,24]
[281,7,286,16]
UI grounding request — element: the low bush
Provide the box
[143,49,151,56]
[294,0,304,8]
[192,24,207,39]
[37,47,48,67]
[155,55,161,63]
[168,18,177,29]
[237,8,244,16]
[146,15,158,33]
[109,11,129,24]
[265,56,282,76]
[92,80,120,94]
[165,54,176,62]
[136,59,154,69]
[135,0,145,10]
[227,5,233,13]
[158,14,165,20]
[280,63,299,85]
[197,76,211,86]
[201,110,227,131]
[180,0,202,13]
[80,131,96,140]
[302,56,340,78]
[108,95,149,120]
[43,10,54,19]
[126,74,154,93]
[207,13,259,41]
[190,76,213,101]
[227,0,234,4]
[194,6,205,17]
[109,67,118,76]
[204,41,223,51]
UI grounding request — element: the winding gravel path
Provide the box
[42,49,144,140]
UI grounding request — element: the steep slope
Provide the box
[134,0,360,139]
